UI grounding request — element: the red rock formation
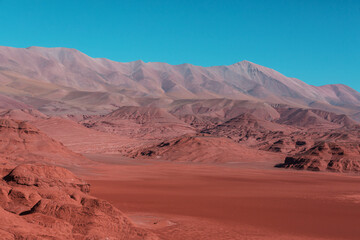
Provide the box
[0,164,157,239]
[275,142,360,172]
[0,118,90,168]
[81,106,195,141]
[129,134,282,163]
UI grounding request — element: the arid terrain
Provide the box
[0,46,359,239]
[86,156,360,240]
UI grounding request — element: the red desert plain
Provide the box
[0,46,360,239]
[86,155,360,240]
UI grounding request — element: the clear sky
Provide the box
[0,0,359,91]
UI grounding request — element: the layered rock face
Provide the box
[128,134,282,163]
[0,118,90,167]
[275,142,360,172]
[0,164,157,240]
[81,106,195,141]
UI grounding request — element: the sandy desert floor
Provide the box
[83,154,360,240]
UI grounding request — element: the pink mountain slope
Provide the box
[0,46,359,118]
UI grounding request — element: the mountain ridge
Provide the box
[0,46,359,120]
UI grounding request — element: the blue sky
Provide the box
[0,0,359,91]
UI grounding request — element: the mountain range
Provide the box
[0,46,359,120]
[1,46,360,239]
[0,46,359,173]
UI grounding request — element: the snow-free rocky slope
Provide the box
[0,46,359,119]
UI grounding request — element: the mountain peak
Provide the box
[231,60,256,66]
[240,60,254,64]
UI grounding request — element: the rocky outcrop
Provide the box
[275,142,360,172]
[0,118,92,168]
[0,164,158,240]
[3,164,90,193]
[129,134,282,163]
[81,106,195,141]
